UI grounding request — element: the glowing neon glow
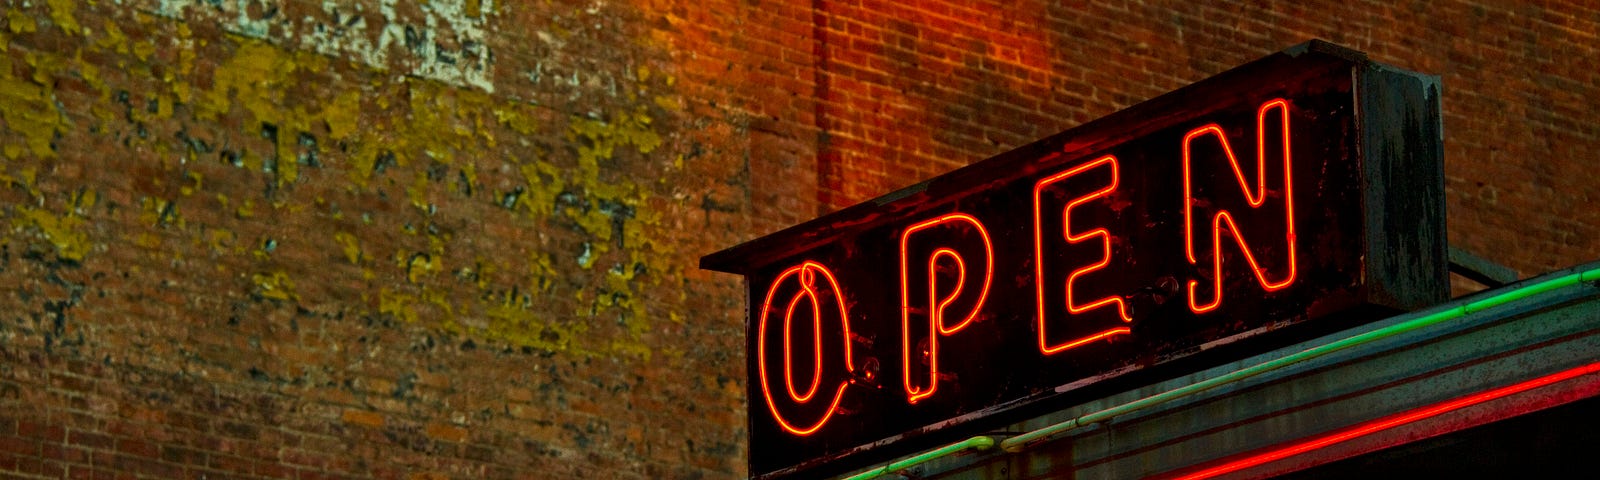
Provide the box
[757,261,855,436]
[931,248,971,335]
[1033,155,1132,355]
[899,213,994,404]
[1182,98,1298,314]
[782,281,824,403]
[713,47,1444,477]
[1172,361,1600,479]
[1049,327,1132,352]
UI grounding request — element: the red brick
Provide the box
[339,409,384,428]
[41,443,90,464]
[158,445,208,465]
[105,453,180,478]
[0,437,37,456]
[17,419,65,442]
[115,438,158,458]
[66,430,113,450]
[424,423,469,443]
[38,460,67,478]
[1,2,1598,480]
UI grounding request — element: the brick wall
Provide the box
[1,1,1596,479]
[0,0,754,478]
[791,1,1600,279]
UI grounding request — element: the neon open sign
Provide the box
[702,42,1446,479]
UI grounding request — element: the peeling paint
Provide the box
[7,9,37,34]
[4,172,97,263]
[380,287,421,324]
[181,171,204,196]
[44,0,81,35]
[1,2,682,363]
[335,232,363,264]
[139,198,181,228]
[403,251,442,284]
[11,206,91,262]
[200,41,335,187]
[0,52,67,159]
[152,0,496,92]
[253,271,298,301]
[96,19,130,55]
[207,228,238,255]
[482,290,589,354]
[236,198,256,219]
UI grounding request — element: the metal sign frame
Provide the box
[702,41,1445,479]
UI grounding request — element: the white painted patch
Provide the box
[140,0,497,93]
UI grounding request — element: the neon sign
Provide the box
[1033,154,1134,354]
[756,261,854,436]
[1182,98,1297,313]
[702,41,1445,479]
[899,213,992,404]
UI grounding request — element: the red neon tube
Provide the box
[1181,98,1297,314]
[1033,155,1132,355]
[757,261,855,436]
[898,213,993,404]
[1171,361,1600,479]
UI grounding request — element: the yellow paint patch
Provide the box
[44,0,80,35]
[252,271,298,301]
[139,197,180,227]
[10,206,90,261]
[569,108,664,178]
[201,39,344,187]
[207,229,237,255]
[0,54,66,159]
[170,24,195,103]
[132,233,160,249]
[7,10,37,33]
[96,20,130,55]
[180,171,203,196]
[16,167,39,198]
[334,232,362,264]
[379,288,419,323]
[132,39,156,62]
[71,188,98,216]
[236,198,255,219]
[404,252,442,283]
[0,10,682,363]
[324,91,361,140]
[482,290,591,355]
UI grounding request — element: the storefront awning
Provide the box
[844,262,1600,479]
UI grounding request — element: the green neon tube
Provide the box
[999,267,1600,451]
[834,266,1599,479]
[842,436,995,480]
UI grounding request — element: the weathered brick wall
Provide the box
[0,0,758,477]
[2,1,1596,479]
[793,1,1600,279]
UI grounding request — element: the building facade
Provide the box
[0,1,1596,478]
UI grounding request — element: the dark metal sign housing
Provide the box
[701,41,1445,479]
